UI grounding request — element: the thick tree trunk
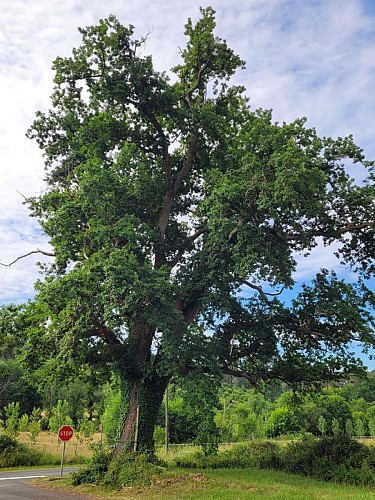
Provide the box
[113,372,169,457]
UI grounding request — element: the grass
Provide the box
[17,431,103,462]
[33,468,375,499]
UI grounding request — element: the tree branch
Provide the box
[283,222,372,242]
[155,128,199,268]
[243,280,284,298]
[0,249,55,267]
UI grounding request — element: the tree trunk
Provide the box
[113,372,169,457]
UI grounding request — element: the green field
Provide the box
[35,468,375,500]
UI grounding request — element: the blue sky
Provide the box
[0,0,374,366]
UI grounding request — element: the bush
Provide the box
[72,447,166,488]
[72,445,110,485]
[175,436,375,487]
[102,453,166,489]
[279,435,375,486]
[0,434,55,467]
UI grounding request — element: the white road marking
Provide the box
[0,475,46,480]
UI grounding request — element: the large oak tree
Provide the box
[14,7,375,454]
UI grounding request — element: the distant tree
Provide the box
[0,359,40,419]
[265,406,302,437]
[316,391,352,434]
[3,7,375,460]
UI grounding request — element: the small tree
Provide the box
[78,415,96,442]
[345,419,354,437]
[317,415,327,436]
[4,402,20,437]
[369,419,375,437]
[28,407,42,444]
[331,417,341,436]
[49,400,73,439]
[354,416,366,437]
[19,414,29,432]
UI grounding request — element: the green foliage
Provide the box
[72,443,166,488]
[176,435,375,487]
[345,419,354,437]
[4,402,20,437]
[153,425,165,445]
[49,400,73,434]
[78,415,96,440]
[279,436,375,486]
[317,415,327,436]
[0,358,40,419]
[72,445,110,485]
[215,386,272,441]
[28,407,42,443]
[175,440,280,469]
[265,406,302,438]
[331,417,341,435]
[101,453,165,489]
[0,434,56,468]
[19,414,29,432]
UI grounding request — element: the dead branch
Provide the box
[0,249,55,267]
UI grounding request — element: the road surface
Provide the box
[0,467,92,499]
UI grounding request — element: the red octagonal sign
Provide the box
[58,425,74,442]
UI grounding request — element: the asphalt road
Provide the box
[0,467,91,499]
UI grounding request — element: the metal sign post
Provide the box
[60,441,66,477]
[58,425,74,477]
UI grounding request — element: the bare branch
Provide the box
[243,280,284,298]
[0,249,55,267]
[282,222,372,242]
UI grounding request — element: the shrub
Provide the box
[102,453,166,489]
[175,435,375,487]
[72,447,166,488]
[0,434,56,467]
[72,445,110,485]
[279,435,375,486]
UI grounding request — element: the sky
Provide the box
[0,0,374,363]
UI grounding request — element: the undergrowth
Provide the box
[175,436,375,487]
[0,434,58,467]
[72,446,166,489]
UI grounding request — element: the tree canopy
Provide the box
[4,7,375,454]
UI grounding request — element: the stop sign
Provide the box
[58,425,74,442]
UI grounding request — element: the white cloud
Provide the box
[0,0,374,307]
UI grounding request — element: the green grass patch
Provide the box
[34,468,375,499]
